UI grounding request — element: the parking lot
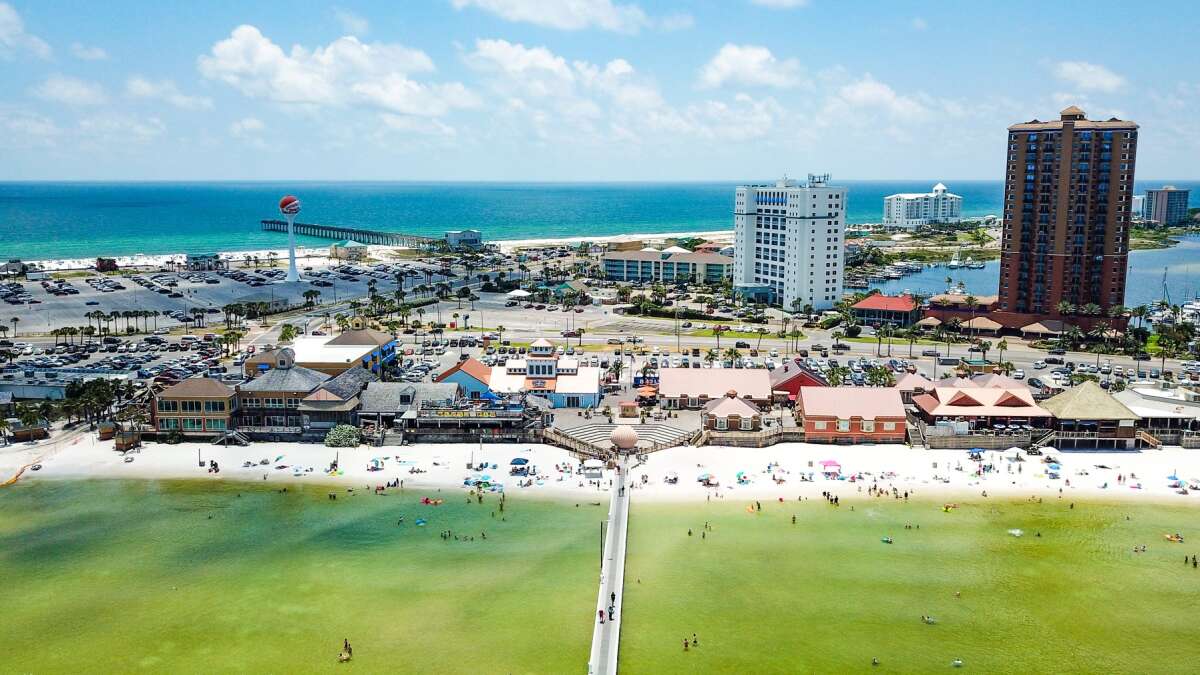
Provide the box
[0,258,467,334]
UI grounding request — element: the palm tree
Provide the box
[996,338,1008,365]
[1130,304,1149,330]
[722,347,741,365]
[1055,300,1075,317]
[278,324,298,343]
[0,417,9,446]
[10,317,18,338]
[1081,302,1102,317]
[963,295,979,337]
[976,339,993,362]
[866,366,895,387]
[704,348,719,365]
[609,359,624,384]
[827,365,850,386]
[905,327,918,359]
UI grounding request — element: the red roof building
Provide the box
[851,294,921,327]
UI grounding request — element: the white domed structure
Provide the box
[610,425,639,451]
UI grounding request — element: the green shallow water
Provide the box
[6,482,1200,674]
[620,498,1200,674]
[0,480,601,674]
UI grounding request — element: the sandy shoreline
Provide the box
[6,432,1199,507]
[20,229,736,272]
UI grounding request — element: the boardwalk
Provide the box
[588,457,630,675]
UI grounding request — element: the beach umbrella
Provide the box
[697,473,713,481]
[1048,463,1061,470]
[1167,473,1179,481]
[510,457,529,466]
[275,454,285,462]
[507,289,531,298]
[665,471,678,481]
[820,460,840,467]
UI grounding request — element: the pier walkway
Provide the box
[588,457,630,675]
[260,220,439,248]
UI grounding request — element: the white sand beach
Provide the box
[21,229,735,272]
[7,431,1200,505]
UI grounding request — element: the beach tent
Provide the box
[507,289,532,298]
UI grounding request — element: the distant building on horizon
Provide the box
[732,175,846,311]
[994,106,1138,329]
[882,182,962,229]
[1143,185,1190,226]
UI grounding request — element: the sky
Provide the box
[1,0,1198,182]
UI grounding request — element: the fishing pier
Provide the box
[260,219,439,248]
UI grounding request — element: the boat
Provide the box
[947,251,962,269]
[963,257,986,269]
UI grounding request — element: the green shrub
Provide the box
[324,424,360,448]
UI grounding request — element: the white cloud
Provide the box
[698,44,803,89]
[466,38,789,147]
[126,76,214,110]
[78,113,166,144]
[911,17,928,31]
[0,105,61,148]
[1053,61,1125,93]
[198,25,476,117]
[230,116,265,136]
[451,0,656,33]
[32,75,108,106]
[659,13,694,31]
[70,43,109,60]
[334,7,369,35]
[749,0,809,8]
[0,2,50,59]
[832,75,927,120]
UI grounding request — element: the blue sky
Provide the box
[1,0,1198,181]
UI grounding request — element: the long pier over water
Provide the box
[260,219,439,247]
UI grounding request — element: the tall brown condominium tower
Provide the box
[995,106,1137,329]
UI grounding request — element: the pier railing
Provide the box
[260,220,440,248]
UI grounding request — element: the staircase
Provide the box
[213,430,251,445]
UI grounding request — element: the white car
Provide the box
[1012,369,1026,380]
[1032,360,1047,369]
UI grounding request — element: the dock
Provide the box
[260,220,439,248]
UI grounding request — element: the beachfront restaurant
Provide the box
[1040,381,1143,449]
[151,377,237,439]
[912,385,1052,435]
[701,391,764,431]
[657,368,774,410]
[795,387,907,444]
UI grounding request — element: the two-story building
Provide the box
[601,250,733,284]
[435,339,602,408]
[286,328,397,376]
[235,348,331,439]
[796,387,907,444]
[152,377,237,438]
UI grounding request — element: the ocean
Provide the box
[1,180,1018,260]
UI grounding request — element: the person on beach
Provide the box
[598,609,605,624]
[683,638,689,651]
[692,633,698,646]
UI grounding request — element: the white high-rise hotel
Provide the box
[733,175,846,312]
[882,182,962,229]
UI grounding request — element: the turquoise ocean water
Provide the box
[2,180,1196,261]
[1,180,1013,260]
